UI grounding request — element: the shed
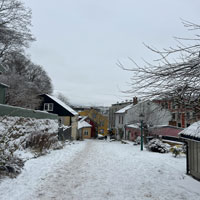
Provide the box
[179,121,200,180]
[0,82,9,104]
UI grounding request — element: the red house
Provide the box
[84,117,98,138]
[125,124,183,141]
[125,124,141,141]
[149,125,183,137]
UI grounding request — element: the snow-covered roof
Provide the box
[115,104,133,114]
[126,123,140,129]
[0,82,9,88]
[151,125,183,130]
[179,121,200,140]
[115,100,150,114]
[45,94,78,116]
[78,120,92,129]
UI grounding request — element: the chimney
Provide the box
[133,97,138,105]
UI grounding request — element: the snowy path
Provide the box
[0,140,200,200]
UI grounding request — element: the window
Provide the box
[121,116,123,124]
[186,112,190,120]
[172,102,176,109]
[172,113,176,120]
[84,130,89,136]
[119,116,121,124]
[177,113,181,120]
[178,123,182,127]
[44,103,54,111]
[187,124,190,127]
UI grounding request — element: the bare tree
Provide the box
[56,93,70,105]
[118,21,200,112]
[0,0,34,59]
[0,52,53,108]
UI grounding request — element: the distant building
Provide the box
[109,99,134,131]
[79,108,108,136]
[154,98,200,128]
[115,100,171,140]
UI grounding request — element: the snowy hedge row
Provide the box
[0,116,62,178]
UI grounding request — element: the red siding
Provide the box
[150,127,182,137]
[126,127,140,141]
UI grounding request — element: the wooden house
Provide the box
[78,116,92,139]
[39,94,78,140]
[179,121,200,180]
[79,108,108,136]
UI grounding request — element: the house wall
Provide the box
[126,127,140,141]
[150,127,183,137]
[115,113,126,140]
[71,116,78,140]
[82,127,91,139]
[126,101,171,126]
[85,118,97,138]
[79,109,108,136]
[109,101,132,130]
[0,86,6,104]
[188,140,200,180]
[62,116,71,126]
[39,95,74,117]
[154,99,199,128]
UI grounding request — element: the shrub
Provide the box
[135,136,141,144]
[25,131,63,155]
[146,139,169,153]
[171,145,186,157]
[0,116,63,178]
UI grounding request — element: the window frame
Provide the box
[44,103,54,111]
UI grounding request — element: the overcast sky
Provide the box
[25,0,200,107]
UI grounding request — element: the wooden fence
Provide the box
[187,140,200,180]
[0,104,58,120]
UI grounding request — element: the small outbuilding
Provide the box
[78,116,92,139]
[0,82,9,104]
[179,121,200,180]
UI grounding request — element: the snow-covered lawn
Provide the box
[0,140,200,200]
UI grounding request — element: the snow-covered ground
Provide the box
[0,140,200,200]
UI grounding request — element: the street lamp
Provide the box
[139,113,144,151]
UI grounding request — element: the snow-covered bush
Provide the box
[172,146,182,157]
[146,139,170,153]
[135,136,141,144]
[0,116,63,178]
[171,145,186,157]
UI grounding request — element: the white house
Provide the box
[115,100,172,140]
